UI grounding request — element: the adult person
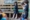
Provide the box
[21,0,28,20]
[0,10,3,20]
[21,2,25,20]
[23,0,28,20]
[13,2,18,19]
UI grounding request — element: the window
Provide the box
[4,0,18,4]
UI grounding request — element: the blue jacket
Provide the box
[1,17,6,20]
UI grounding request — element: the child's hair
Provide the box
[14,2,18,5]
[21,2,24,5]
[14,2,17,4]
[2,13,6,17]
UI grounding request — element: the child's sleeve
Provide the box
[1,18,6,20]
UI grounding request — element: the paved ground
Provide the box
[9,17,20,20]
[11,18,20,20]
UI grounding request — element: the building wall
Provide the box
[0,0,4,5]
[0,0,23,13]
[0,0,24,5]
[0,0,24,18]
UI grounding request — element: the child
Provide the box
[2,13,8,20]
[13,2,18,19]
